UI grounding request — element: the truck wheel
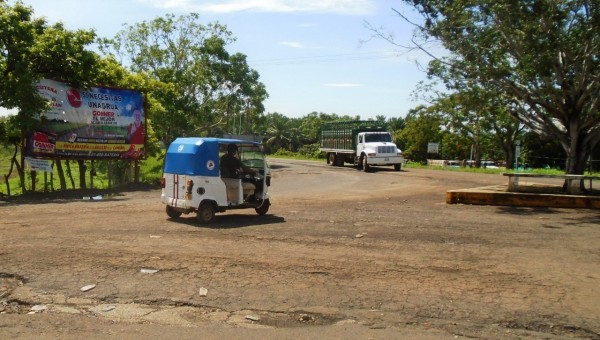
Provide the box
[394,163,401,171]
[197,202,216,224]
[362,155,370,172]
[335,155,345,167]
[328,153,336,166]
[166,205,182,219]
[356,156,363,170]
[255,199,270,215]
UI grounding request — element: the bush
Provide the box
[298,143,324,159]
[271,147,324,160]
[140,154,164,186]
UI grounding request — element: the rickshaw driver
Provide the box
[220,143,257,198]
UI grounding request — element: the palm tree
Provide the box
[264,113,291,152]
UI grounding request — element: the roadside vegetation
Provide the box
[2,141,597,197]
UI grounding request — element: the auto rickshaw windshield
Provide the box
[238,144,264,160]
[238,145,267,169]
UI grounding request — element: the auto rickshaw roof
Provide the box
[163,137,262,177]
[172,137,261,148]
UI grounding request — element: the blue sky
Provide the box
[3,0,432,119]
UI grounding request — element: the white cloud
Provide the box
[279,41,305,49]
[138,0,374,15]
[323,83,362,87]
[298,22,319,28]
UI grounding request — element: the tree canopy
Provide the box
[100,13,268,145]
[399,0,600,174]
[0,1,101,130]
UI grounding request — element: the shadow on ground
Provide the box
[0,183,157,205]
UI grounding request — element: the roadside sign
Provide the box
[427,142,439,154]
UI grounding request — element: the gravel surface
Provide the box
[1,159,599,339]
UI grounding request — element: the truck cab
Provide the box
[356,131,403,171]
[160,137,271,224]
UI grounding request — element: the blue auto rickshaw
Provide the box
[161,137,271,223]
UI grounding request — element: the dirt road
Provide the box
[1,159,599,339]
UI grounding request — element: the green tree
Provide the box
[1,1,102,191]
[395,105,446,162]
[223,53,268,135]
[264,112,292,153]
[0,115,24,195]
[522,130,565,169]
[0,117,7,146]
[440,133,472,161]
[298,112,331,144]
[101,13,267,145]
[397,0,600,174]
[387,116,406,132]
[427,87,523,168]
[1,2,100,130]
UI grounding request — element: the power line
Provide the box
[247,51,404,67]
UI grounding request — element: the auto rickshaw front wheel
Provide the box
[255,199,270,215]
[197,202,216,224]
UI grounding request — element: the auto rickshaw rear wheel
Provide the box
[197,202,216,224]
[166,205,182,219]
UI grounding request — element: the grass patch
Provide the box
[1,152,164,196]
[403,161,505,174]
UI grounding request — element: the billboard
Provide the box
[27,79,145,160]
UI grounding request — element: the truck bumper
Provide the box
[368,156,403,165]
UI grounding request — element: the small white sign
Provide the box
[25,157,53,173]
[427,142,439,154]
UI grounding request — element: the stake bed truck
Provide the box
[320,121,404,172]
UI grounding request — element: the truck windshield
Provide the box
[365,134,392,143]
